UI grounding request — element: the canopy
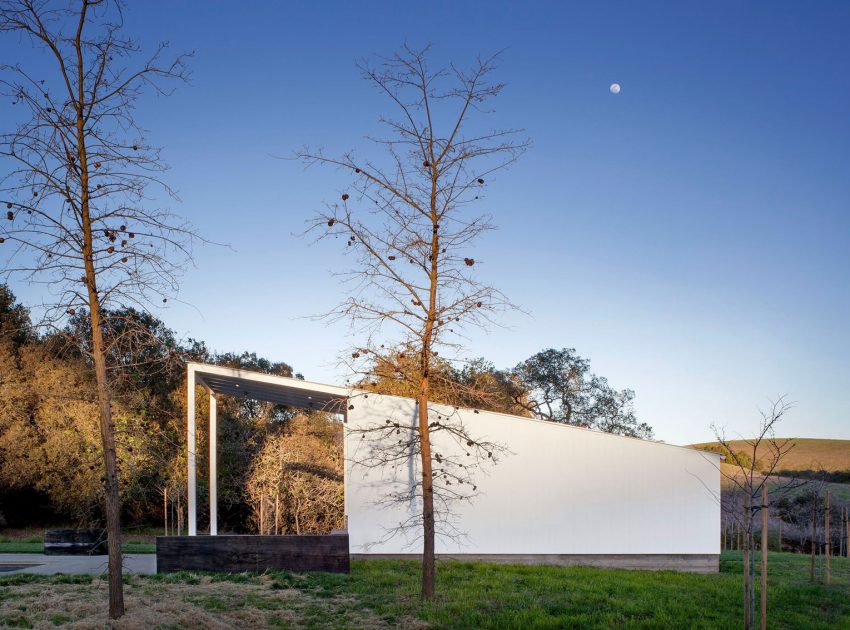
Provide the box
[185,362,349,535]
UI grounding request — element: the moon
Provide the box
[610,83,621,94]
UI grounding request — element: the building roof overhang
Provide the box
[188,362,348,413]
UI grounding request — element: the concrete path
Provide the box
[0,554,156,575]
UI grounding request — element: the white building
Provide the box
[185,362,721,572]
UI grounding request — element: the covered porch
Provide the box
[157,362,350,573]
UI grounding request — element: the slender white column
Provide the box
[209,392,217,535]
[187,366,197,536]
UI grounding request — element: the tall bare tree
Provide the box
[709,397,797,630]
[0,0,192,618]
[299,45,527,599]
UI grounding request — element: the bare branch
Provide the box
[297,45,527,599]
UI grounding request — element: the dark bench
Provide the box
[44,529,108,555]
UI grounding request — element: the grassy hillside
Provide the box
[690,438,850,473]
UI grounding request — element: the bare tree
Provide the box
[246,413,344,536]
[0,0,193,618]
[709,397,797,630]
[299,45,527,599]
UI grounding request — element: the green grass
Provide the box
[1,551,848,628]
[0,542,42,554]
[122,542,156,554]
[817,480,850,502]
[0,536,43,553]
[48,613,71,626]
[0,614,33,629]
[0,536,42,544]
[0,540,155,554]
[340,552,850,629]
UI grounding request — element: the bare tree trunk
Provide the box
[259,496,265,535]
[418,389,436,600]
[760,485,768,630]
[85,209,124,618]
[811,497,817,581]
[89,300,124,618]
[824,490,830,585]
[743,492,752,630]
[417,152,442,602]
[74,11,123,612]
[177,492,182,537]
[295,497,301,535]
[275,492,280,536]
[163,487,168,536]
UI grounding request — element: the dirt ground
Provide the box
[0,574,411,629]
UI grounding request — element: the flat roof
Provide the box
[187,362,719,458]
[188,362,348,413]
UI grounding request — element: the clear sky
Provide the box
[2,1,848,446]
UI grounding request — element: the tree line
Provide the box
[0,283,653,531]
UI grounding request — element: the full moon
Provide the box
[610,83,621,94]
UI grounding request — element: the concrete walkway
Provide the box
[0,554,156,575]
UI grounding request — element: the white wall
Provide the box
[345,392,721,555]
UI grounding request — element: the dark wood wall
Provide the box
[156,534,350,574]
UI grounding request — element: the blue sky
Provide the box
[2,1,848,445]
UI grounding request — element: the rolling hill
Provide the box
[690,438,850,502]
[690,438,850,474]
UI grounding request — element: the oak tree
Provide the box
[512,347,653,439]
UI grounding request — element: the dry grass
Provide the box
[0,573,407,629]
[691,438,850,473]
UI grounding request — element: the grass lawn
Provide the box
[0,551,848,628]
[0,536,156,554]
[0,536,43,554]
[122,541,156,554]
